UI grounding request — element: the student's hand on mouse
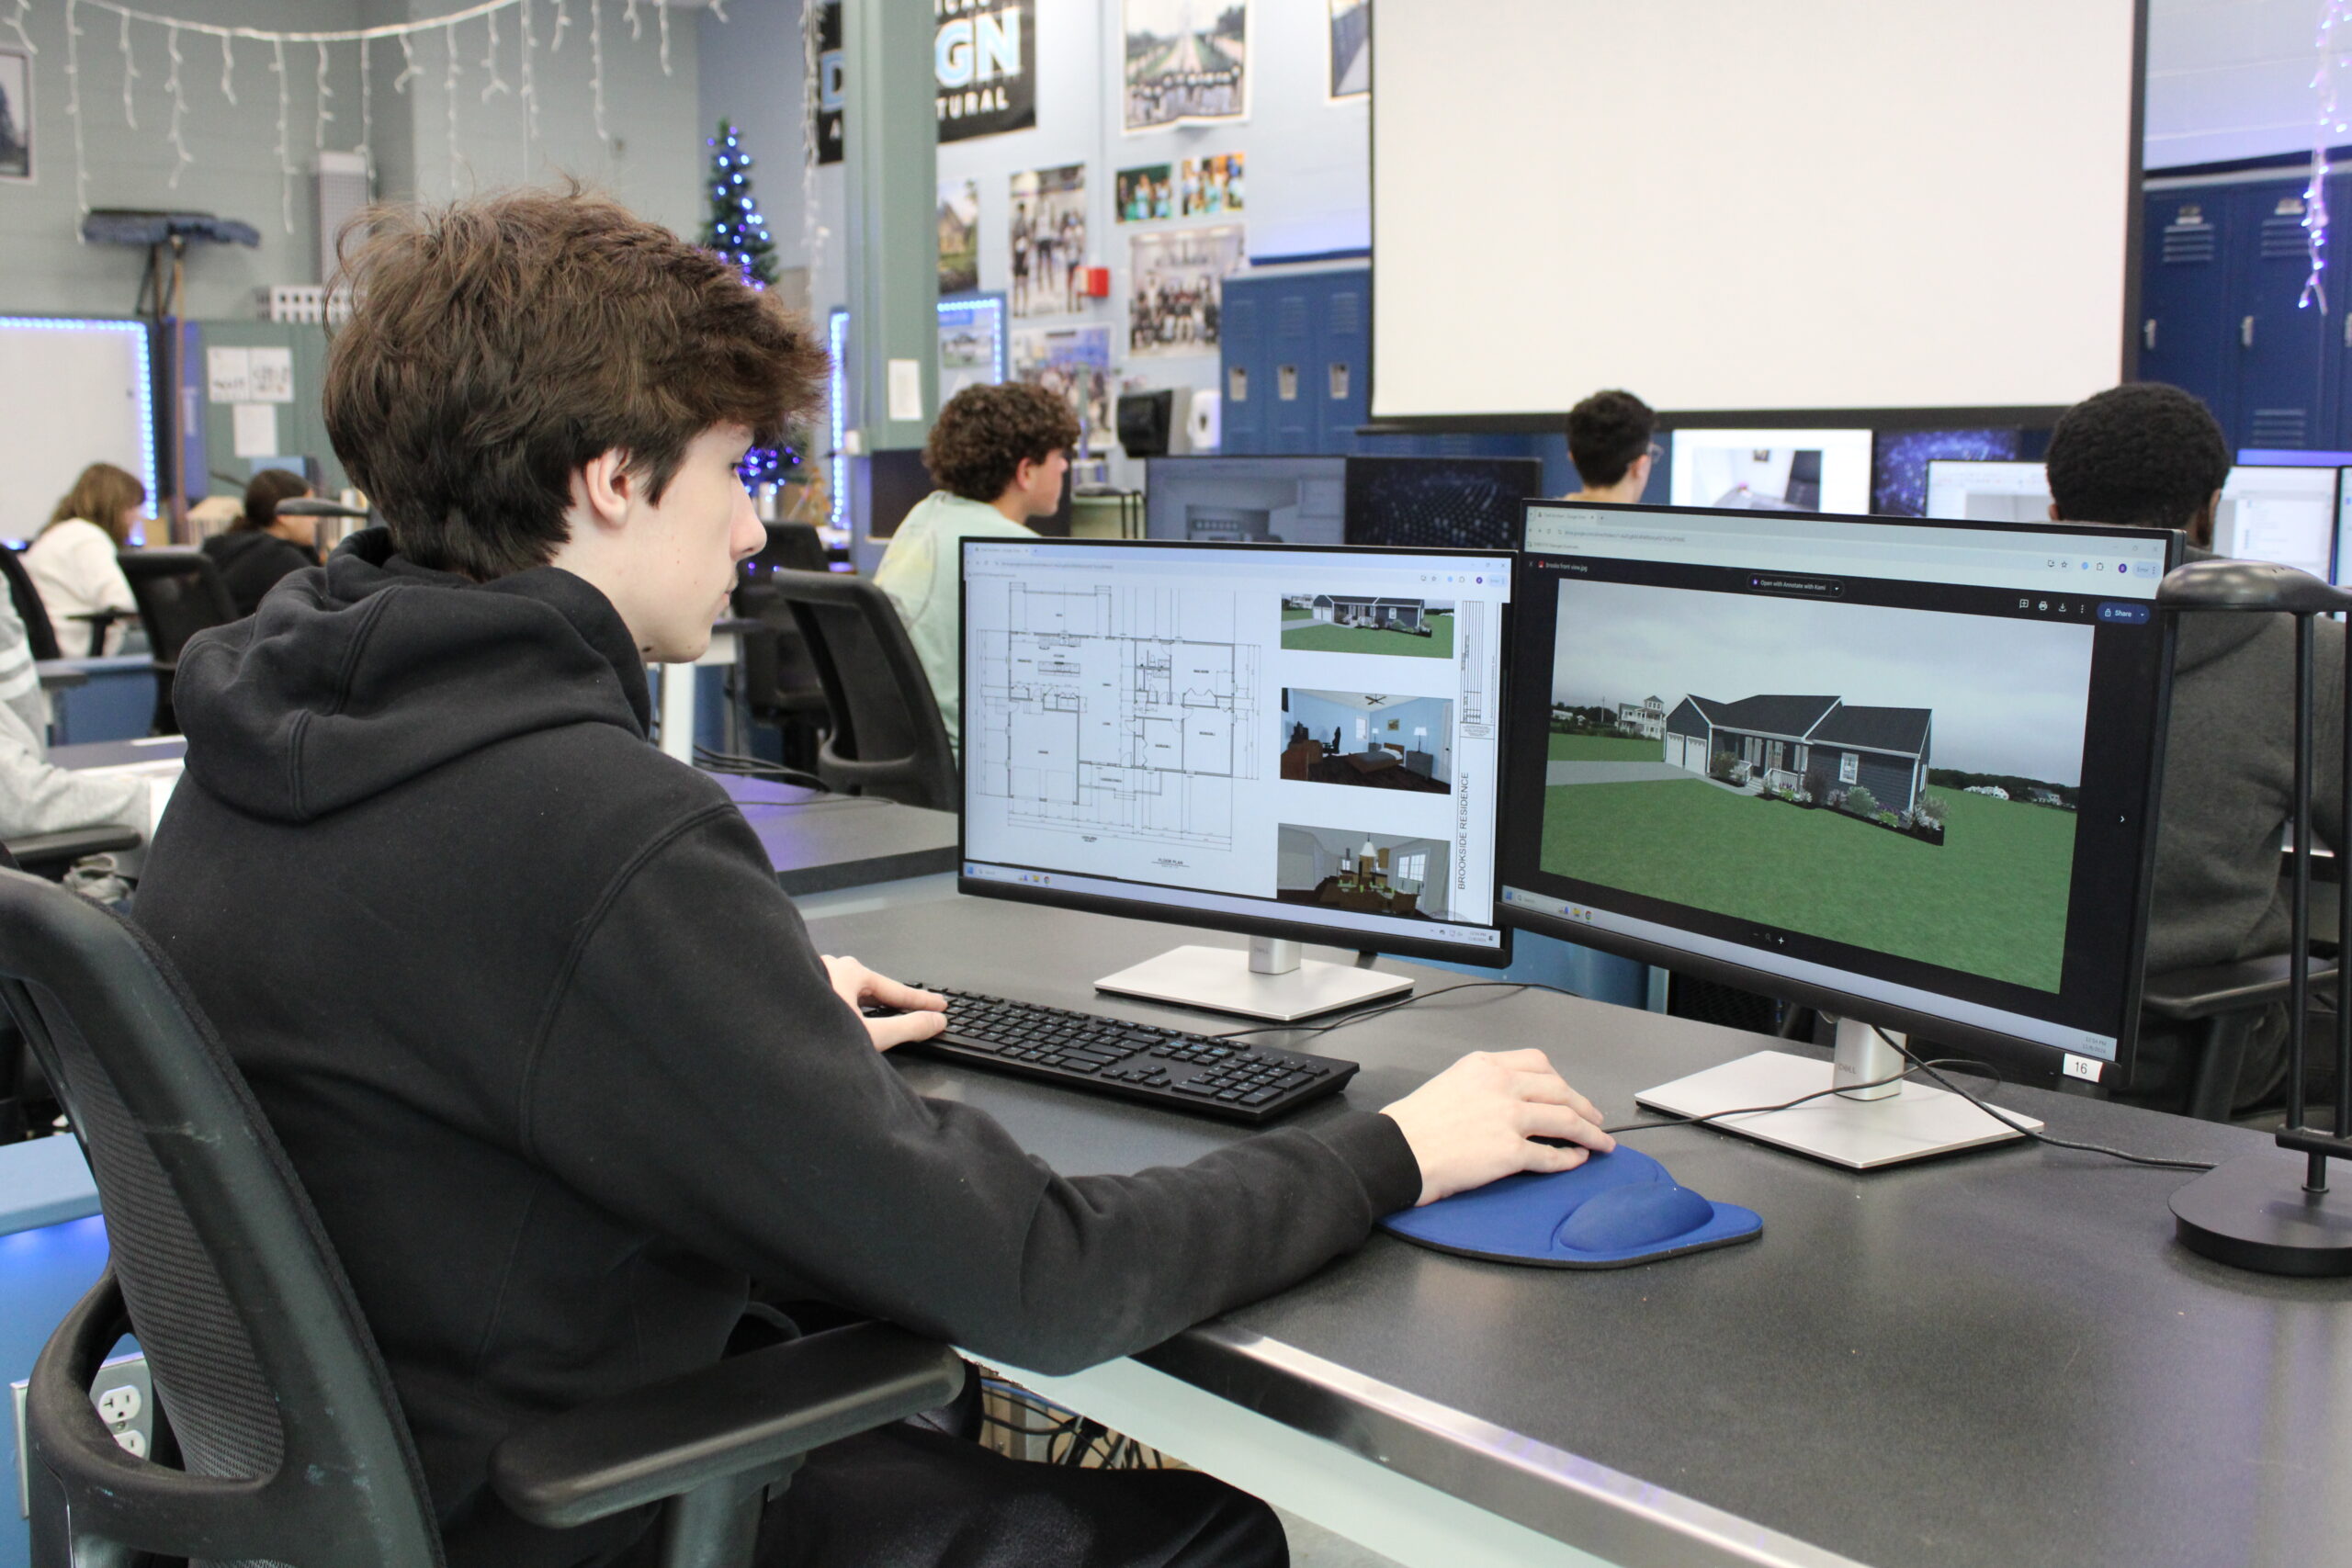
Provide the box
[1379,1049,1614,1207]
[821,955,946,1052]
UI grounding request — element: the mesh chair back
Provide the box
[0,544,62,661]
[764,569,959,811]
[752,523,829,575]
[120,549,241,661]
[0,871,442,1567]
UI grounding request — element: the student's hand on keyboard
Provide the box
[821,955,947,1051]
[1379,1049,1614,1207]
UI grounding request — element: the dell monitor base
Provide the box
[1636,1020,2041,1170]
[1095,937,1411,1022]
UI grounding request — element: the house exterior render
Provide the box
[1663,693,1933,817]
[1310,593,1426,630]
[1617,694,1668,739]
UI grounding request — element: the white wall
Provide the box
[2145,0,2336,171]
[0,0,703,320]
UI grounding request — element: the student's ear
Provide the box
[2196,489,2222,547]
[571,449,635,531]
[2048,502,2062,523]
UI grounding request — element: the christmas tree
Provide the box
[701,120,779,289]
[700,120,797,486]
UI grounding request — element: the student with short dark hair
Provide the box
[1564,389,1658,503]
[2046,381,2344,1110]
[200,468,320,617]
[130,187,1614,1568]
[875,382,1078,747]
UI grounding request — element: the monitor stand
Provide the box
[1634,1018,2041,1169]
[1094,937,1412,1022]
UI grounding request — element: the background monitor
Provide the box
[1144,457,1347,547]
[865,451,1070,541]
[1500,502,2178,1161]
[1118,391,1177,457]
[1928,460,2337,582]
[1341,456,1542,551]
[959,537,1515,1017]
[1667,429,1874,516]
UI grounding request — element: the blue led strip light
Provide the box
[0,318,159,511]
[828,307,849,531]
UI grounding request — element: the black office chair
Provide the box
[732,528,836,775]
[0,544,63,661]
[0,870,965,1567]
[764,568,960,810]
[118,548,239,734]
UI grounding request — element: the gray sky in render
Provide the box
[1550,578,2097,784]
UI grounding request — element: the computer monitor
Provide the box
[865,451,1071,541]
[1501,502,2181,1167]
[1929,460,2338,582]
[959,537,1515,1020]
[1668,428,1874,515]
[1144,457,1347,546]
[1118,390,1178,457]
[1342,456,1542,551]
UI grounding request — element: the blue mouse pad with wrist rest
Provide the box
[1379,1146,1761,1269]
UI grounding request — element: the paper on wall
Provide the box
[232,402,279,457]
[207,346,252,403]
[246,347,295,403]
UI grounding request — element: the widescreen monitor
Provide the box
[1501,502,2179,1166]
[1928,460,2338,582]
[1144,457,1347,546]
[1341,456,1542,551]
[960,537,1514,1019]
[1667,429,1874,516]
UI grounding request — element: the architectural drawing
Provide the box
[972,582,1259,847]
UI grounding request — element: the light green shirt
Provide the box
[871,490,1036,752]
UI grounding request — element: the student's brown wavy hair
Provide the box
[46,462,146,544]
[322,186,828,580]
[922,383,1080,502]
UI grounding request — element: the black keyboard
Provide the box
[881,987,1359,1123]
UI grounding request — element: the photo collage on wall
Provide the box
[938,177,981,295]
[1009,164,1089,318]
[1012,327,1116,453]
[1123,0,1250,132]
[1130,226,1246,356]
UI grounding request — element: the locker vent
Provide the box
[2249,408,2309,448]
[1326,290,1363,336]
[2261,215,2311,261]
[1275,298,1310,339]
[2160,221,2216,265]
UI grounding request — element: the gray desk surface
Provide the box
[805,894,2351,1568]
[45,742,959,898]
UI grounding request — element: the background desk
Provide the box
[806,894,2352,1568]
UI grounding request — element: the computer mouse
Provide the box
[1377,1145,1760,1269]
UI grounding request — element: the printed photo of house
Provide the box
[1663,694,1932,820]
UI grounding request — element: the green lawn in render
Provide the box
[1545,733,1659,761]
[1540,780,2076,992]
[1279,613,1455,660]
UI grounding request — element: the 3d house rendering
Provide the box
[1279,690,1453,793]
[1309,593,1428,632]
[1617,695,1668,739]
[1663,694,1933,818]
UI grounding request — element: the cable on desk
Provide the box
[1208,977,1589,1043]
[694,746,827,790]
[1598,1060,1987,1136]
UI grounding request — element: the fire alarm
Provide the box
[1080,265,1112,298]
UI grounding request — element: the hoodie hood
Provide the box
[174,528,651,823]
[2171,545,2273,676]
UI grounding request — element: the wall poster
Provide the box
[1123,0,1249,133]
[814,0,1036,164]
[1013,326,1115,450]
[1009,164,1089,318]
[1116,164,1174,223]
[812,2,845,164]
[1179,152,1244,217]
[938,177,981,295]
[1328,0,1369,100]
[0,47,31,182]
[1128,224,1246,356]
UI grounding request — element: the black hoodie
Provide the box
[133,531,1422,1567]
[200,527,320,618]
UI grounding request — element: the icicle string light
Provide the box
[444,20,460,192]
[550,0,570,52]
[394,30,418,93]
[65,0,87,220]
[657,0,670,77]
[314,38,334,151]
[2303,0,2348,314]
[5,0,35,56]
[518,0,538,148]
[359,36,372,164]
[480,6,509,102]
[269,37,290,233]
[217,29,232,104]
[117,7,136,129]
[624,0,639,42]
[589,0,606,142]
[164,22,189,186]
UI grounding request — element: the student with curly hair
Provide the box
[1563,389,1658,503]
[2047,381,2344,1112]
[875,382,1077,748]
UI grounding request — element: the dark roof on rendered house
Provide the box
[1690,694,1842,739]
[1808,705,1932,756]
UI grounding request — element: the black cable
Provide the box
[1861,1022,2217,1172]
[1209,977,1589,1043]
[1598,1061,1951,1135]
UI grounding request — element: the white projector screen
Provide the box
[1372,0,2142,422]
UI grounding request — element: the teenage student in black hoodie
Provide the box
[200,468,322,616]
[131,188,1616,1568]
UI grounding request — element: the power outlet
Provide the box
[13,1353,153,1517]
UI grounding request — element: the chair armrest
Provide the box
[3,827,142,874]
[2143,953,2343,1021]
[489,1322,964,1530]
[33,662,88,692]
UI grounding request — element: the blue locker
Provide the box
[2140,189,2237,434]
[1219,269,1374,454]
[2230,179,2331,450]
[1219,286,1267,452]
[1319,276,1369,451]
[1268,285,1317,453]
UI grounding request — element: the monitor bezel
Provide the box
[1140,454,1351,545]
[956,536,1518,971]
[1501,498,2184,1087]
[1340,454,1545,551]
[1664,427,1880,516]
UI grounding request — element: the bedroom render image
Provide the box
[1275,825,1453,922]
[1278,689,1453,794]
[1542,580,2095,993]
